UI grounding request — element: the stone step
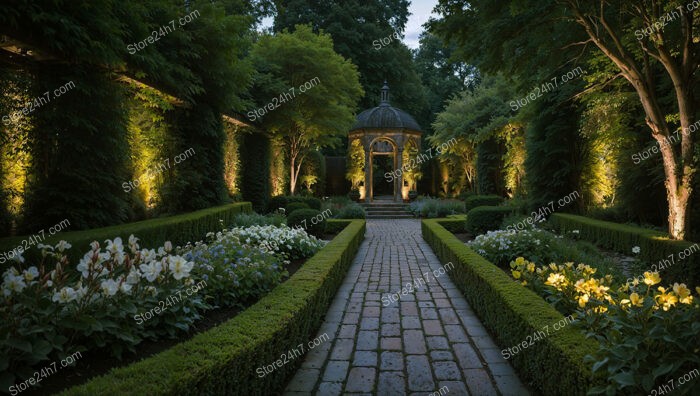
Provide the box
[365,214,414,219]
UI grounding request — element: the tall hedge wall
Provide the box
[240,131,271,212]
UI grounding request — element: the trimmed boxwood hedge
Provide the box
[0,203,252,267]
[422,218,601,395]
[60,220,366,396]
[268,196,322,212]
[465,206,514,234]
[465,194,504,211]
[285,202,310,215]
[549,213,699,286]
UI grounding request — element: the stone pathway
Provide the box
[284,220,528,395]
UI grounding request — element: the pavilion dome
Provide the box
[349,82,422,132]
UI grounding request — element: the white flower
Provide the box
[141,249,157,263]
[632,246,641,254]
[168,256,194,280]
[139,261,163,282]
[128,235,139,249]
[126,269,141,285]
[146,286,157,296]
[2,274,26,296]
[164,241,173,252]
[100,279,120,296]
[22,267,40,282]
[55,240,72,252]
[572,230,580,234]
[52,287,77,303]
[120,282,132,294]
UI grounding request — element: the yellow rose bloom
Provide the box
[526,263,535,273]
[512,270,522,279]
[515,257,526,266]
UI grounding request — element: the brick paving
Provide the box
[284,220,529,395]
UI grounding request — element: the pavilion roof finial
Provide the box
[380,80,390,106]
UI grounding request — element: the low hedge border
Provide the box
[422,218,601,395]
[0,203,253,267]
[436,216,465,233]
[60,219,366,396]
[549,213,699,286]
[325,219,352,235]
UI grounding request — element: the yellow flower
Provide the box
[632,278,640,286]
[521,280,528,286]
[536,267,543,274]
[673,283,693,304]
[545,273,568,291]
[643,271,661,286]
[655,287,678,311]
[578,294,589,308]
[629,292,643,307]
[565,262,574,269]
[515,257,526,266]
[526,263,535,273]
[512,270,522,280]
[549,263,558,271]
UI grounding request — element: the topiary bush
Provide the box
[287,209,326,237]
[465,195,504,211]
[268,196,321,212]
[466,206,514,234]
[335,203,366,219]
[286,202,310,215]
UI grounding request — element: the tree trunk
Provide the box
[565,1,696,239]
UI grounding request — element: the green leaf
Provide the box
[611,372,636,387]
[651,362,674,379]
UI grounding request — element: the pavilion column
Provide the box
[395,147,403,202]
[364,149,371,203]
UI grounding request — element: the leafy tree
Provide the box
[431,0,699,239]
[431,75,520,195]
[248,25,363,195]
[272,0,427,115]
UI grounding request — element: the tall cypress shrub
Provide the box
[476,138,505,195]
[239,132,270,212]
[22,65,131,232]
[524,85,588,211]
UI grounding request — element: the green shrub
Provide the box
[335,203,366,219]
[287,209,326,237]
[230,213,285,228]
[267,196,321,213]
[0,203,252,268]
[60,221,366,396]
[465,206,513,234]
[548,214,700,287]
[286,202,310,214]
[408,197,465,218]
[465,195,504,211]
[422,219,601,395]
[240,133,271,213]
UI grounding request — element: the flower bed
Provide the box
[0,202,253,268]
[1,218,327,393]
[59,219,365,395]
[509,258,700,394]
[548,213,699,286]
